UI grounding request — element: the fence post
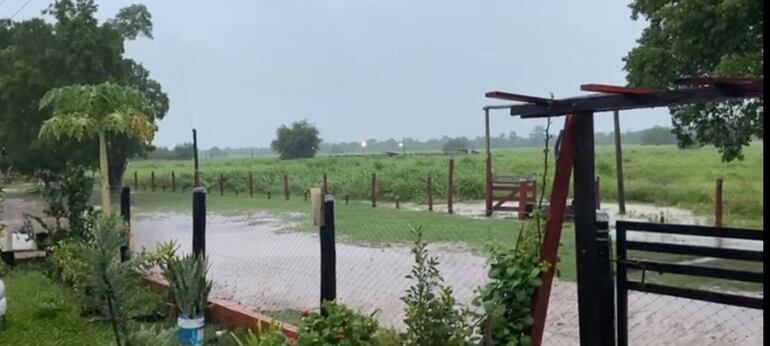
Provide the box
[448,158,454,214]
[192,187,206,257]
[371,173,377,208]
[616,223,628,346]
[320,194,337,315]
[518,181,528,220]
[344,194,349,205]
[267,191,271,200]
[151,171,155,192]
[596,176,601,209]
[715,178,723,227]
[249,172,254,198]
[395,196,400,209]
[119,186,131,262]
[595,210,615,346]
[304,190,309,202]
[485,154,493,217]
[171,171,176,192]
[284,174,290,200]
[427,175,433,212]
[323,173,328,195]
[134,171,138,190]
[219,173,224,196]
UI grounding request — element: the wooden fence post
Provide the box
[427,175,433,212]
[396,196,400,209]
[151,171,155,192]
[267,191,271,200]
[371,173,377,208]
[134,171,138,190]
[715,178,723,227]
[284,174,290,200]
[518,181,528,220]
[171,171,176,192]
[219,173,224,196]
[344,194,349,205]
[304,190,309,202]
[323,173,328,195]
[249,172,254,198]
[448,158,455,214]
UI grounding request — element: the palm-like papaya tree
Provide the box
[39,82,155,215]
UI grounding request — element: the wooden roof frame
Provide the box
[485,77,763,118]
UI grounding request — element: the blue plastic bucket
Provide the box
[177,314,205,345]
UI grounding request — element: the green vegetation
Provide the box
[625,0,763,161]
[128,144,763,227]
[271,120,322,160]
[0,265,115,346]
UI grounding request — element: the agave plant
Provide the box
[162,253,212,318]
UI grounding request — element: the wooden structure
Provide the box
[484,76,763,346]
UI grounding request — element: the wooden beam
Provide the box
[485,91,557,105]
[677,76,763,86]
[498,83,762,118]
[580,84,655,95]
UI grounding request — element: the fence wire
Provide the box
[625,290,763,345]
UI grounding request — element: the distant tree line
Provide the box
[142,125,680,159]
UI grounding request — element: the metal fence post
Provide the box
[120,186,131,262]
[193,187,206,257]
[320,194,337,315]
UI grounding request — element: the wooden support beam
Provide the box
[580,84,655,95]
[497,83,762,118]
[484,91,558,105]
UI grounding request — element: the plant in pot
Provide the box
[162,253,212,346]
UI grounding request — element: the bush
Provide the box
[296,301,380,345]
[50,239,91,286]
[230,320,289,346]
[401,226,472,346]
[31,165,96,244]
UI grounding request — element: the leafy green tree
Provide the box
[624,0,763,161]
[441,138,469,153]
[0,0,168,188]
[639,126,678,146]
[271,120,322,159]
[39,82,154,215]
[172,142,195,160]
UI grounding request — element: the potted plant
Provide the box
[162,253,212,346]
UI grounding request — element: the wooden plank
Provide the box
[616,221,763,240]
[499,83,763,118]
[485,91,557,105]
[580,84,656,95]
[627,281,763,309]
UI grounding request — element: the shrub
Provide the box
[401,226,472,346]
[296,301,380,346]
[30,165,96,244]
[230,320,289,346]
[162,253,212,318]
[50,239,91,285]
[474,211,549,345]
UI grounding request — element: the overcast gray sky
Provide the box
[7,0,673,149]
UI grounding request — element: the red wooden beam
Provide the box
[531,114,576,346]
[485,91,556,105]
[580,83,656,95]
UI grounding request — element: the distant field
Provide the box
[128,144,763,226]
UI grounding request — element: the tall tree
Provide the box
[39,83,154,215]
[271,120,322,159]
[624,0,763,161]
[0,0,168,188]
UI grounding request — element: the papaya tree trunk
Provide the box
[98,131,112,215]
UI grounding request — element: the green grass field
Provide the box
[128,144,763,227]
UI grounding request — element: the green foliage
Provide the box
[474,212,549,346]
[296,301,380,346]
[172,142,196,160]
[271,120,322,160]
[50,239,91,286]
[639,126,678,146]
[624,0,763,161]
[441,138,470,153]
[230,320,289,346]
[31,165,96,243]
[0,0,168,184]
[401,226,472,346]
[127,324,177,346]
[162,253,212,318]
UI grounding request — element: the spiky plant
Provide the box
[162,253,212,318]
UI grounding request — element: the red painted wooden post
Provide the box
[427,175,433,212]
[448,158,455,214]
[249,172,254,198]
[323,173,328,195]
[715,178,723,227]
[151,171,156,192]
[283,174,289,200]
[370,173,377,207]
[171,171,176,192]
[518,181,528,220]
[485,155,493,216]
[219,173,224,196]
[595,176,601,209]
[531,114,576,346]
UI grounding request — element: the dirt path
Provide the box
[131,211,762,345]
